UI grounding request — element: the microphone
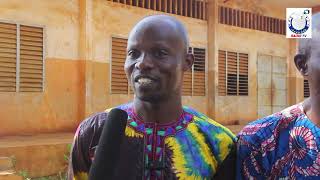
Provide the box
[89,108,128,180]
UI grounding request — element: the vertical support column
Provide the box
[207,0,218,119]
[165,0,168,12]
[79,0,94,120]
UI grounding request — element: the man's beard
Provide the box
[135,92,168,103]
[134,88,180,104]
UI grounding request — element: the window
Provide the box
[304,79,310,98]
[218,50,248,96]
[111,37,130,94]
[0,22,44,92]
[182,47,206,96]
[107,0,207,20]
[219,6,286,35]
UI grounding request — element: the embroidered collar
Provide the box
[122,104,194,137]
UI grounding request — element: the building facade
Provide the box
[0,0,319,177]
[1,0,318,137]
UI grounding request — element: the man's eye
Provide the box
[154,50,168,58]
[128,50,140,59]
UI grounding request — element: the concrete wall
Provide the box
[0,0,208,136]
[0,0,82,136]
[214,0,292,124]
[0,0,307,136]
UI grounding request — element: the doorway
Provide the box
[257,54,287,118]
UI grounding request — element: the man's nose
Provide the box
[135,53,154,70]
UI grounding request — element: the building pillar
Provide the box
[206,0,218,119]
[79,0,94,121]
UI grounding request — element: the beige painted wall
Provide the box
[218,0,285,18]
[0,0,82,136]
[0,0,209,135]
[0,0,80,60]
[0,0,305,135]
[214,1,291,124]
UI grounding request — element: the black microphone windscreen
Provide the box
[89,108,128,180]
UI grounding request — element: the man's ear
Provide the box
[294,54,309,77]
[183,53,194,71]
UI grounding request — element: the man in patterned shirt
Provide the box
[68,15,236,180]
[237,12,320,179]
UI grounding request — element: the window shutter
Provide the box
[111,37,128,94]
[107,0,207,20]
[218,50,226,96]
[218,6,286,35]
[219,50,248,96]
[193,47,205,96]
[0,22,17,92]
[19,25,44,92]
[182,47,206,96]
[238,53,248,95]
[304,79,310,98]
[226,51,237,95]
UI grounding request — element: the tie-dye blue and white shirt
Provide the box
[68,102,236,180]
[237,103,320,179]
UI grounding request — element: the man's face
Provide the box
[124,21,185,102]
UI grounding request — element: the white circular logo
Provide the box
[288,11,310,34]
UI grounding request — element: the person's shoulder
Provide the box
[77,112,108,138]
[238,103,303,146]
[104,102,132,113]
[183,106,236,164]
[183,106,236,142]
[77,102,132,137]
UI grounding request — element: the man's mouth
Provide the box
[138,78,153,84]
[134,76,157,87]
